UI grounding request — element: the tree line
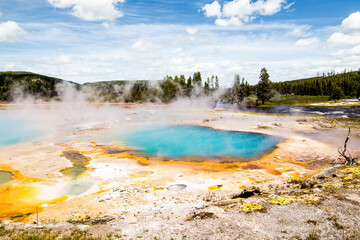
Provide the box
[1,68,359,104]
[158,72,220,103]
[222,67,273,105]
[272,70,360,100]
[84,72,221,103]
[0,71,220,103]
[223,68,360,104]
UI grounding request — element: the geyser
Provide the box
[120,125,281,159]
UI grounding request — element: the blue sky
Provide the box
[0,0,360,85]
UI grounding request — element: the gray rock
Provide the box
[166,184,187,192]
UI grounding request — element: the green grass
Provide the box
[256,95,360,108]
[0,225,101,240]
[258,95,330,107]
[307,232,320,240]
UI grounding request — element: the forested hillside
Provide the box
[1,70,359,104]
[0,71,220,103]
[273,70,360,99]
[0,72,77,101]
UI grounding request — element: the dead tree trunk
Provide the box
[334,128,357,165]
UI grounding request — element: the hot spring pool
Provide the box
[0,116,46,145]
[120,125,282,158]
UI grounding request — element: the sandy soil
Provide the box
[310,99,360,107]
[0,104,359,239]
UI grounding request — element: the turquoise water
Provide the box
[120,125,281,158]
[0,116,46,145]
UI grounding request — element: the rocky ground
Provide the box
[0,104,359,239]
[1,164,359,239]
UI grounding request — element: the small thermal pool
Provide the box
[60,177,97,196]
[120,125,281,158]
[0,170,14,185]
[0,116,46,145]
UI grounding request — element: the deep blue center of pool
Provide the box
[120,125,281,158]
[0,116,46,145]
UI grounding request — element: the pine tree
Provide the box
[330,85,345,100]
[215,76,219,89]
[174,75,179,83]
[185,76,193,97]
[256,67,274,104]
[159,76,179,103]
[244,80,251,97]
[179,75,186,95]
[237,77,246,102]
[193,72,202,87]
[233,74,241,103]
[204,81,210,95]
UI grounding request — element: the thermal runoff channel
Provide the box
[120,125,282,158]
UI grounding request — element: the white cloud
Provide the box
[47,0,125,21]
[55,55,72,64]
[215,17,242,27]
[204,0,288,26]
[333,45,360,56]
[254,0,286,16]
[324,12,360,71]
[0,21,24,42]
[1,21,352,85]
[283,1,295,10]
[202,1,222,18]
[186,27,198,35]
[131,39,158,52]
[342,11,360,34]
[82,67,115,74]
[172,48,186,56]
[328,32,360,46]
[169,57,195,66]
[27,54,73,66]
[4,63,16,70]
[327,12,360,46]
[48,0,75,8]
[295,37,319,46]
[103,22,110,28]
[287,26,312,37]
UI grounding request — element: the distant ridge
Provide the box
[0,71,153,102]
[1,70,359,102]
[0,71,72,101]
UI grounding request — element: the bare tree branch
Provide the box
[334,128,357,165]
